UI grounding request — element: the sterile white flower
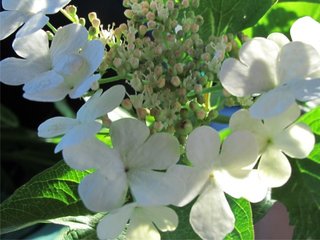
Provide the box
[0,23,104,101]
[97,203,178,240]
[230,104,315,187]
[219,18,320,118]
[180,126,267,240]
[268,16,320,54]
[62,118,182,212]
[0,0,71,40]
[38,85,125,153]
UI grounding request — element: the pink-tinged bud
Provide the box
[124,9,134,19]
[196,109,206,120]
[182,0,189,8]
[113,58,122,68]
[122,98,133,110]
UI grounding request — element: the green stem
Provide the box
[54,99,76,118]
[46,22,57,33]
[99,75,130,84]
[60,9,76,23]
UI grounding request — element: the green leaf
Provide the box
[225,197,254,240]
[272,158,320,239]
[195,0,275,37]
[0,161,92,234]
[161,197,253,239]
[243,2,320,38]
[298,107,320,135]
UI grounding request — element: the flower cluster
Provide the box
[0,0,318,239]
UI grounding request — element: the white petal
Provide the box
[2,0,71,14]
[190,183,235,240]
[288,78,320,102]
[229,109,267,148]
[219,38,279,96]
[23,70,64,93]
[219,131,259,170]
[214,169,268,203]
[274,123,315,159]
[276,42,320,84]
[127,133,180,170]
[165,164,209,207]
[258,148,291,187]
[141,206,178,232]
[62,137,124,172]
[127,209,160,240]
[77,85,126,122]
[97,203,136,240]
[80,40,104,74]
[110,118,150,161]
[0,10,28,40]
[50,24,88,62]
[37,116,78,138]
[186,126,220,168]
[55,121,101,152]
[13,29,50,59]
[128,169,183,206]
[79,171,128,212]
[15,13,48,38]
[267,33,290,48]
[263,103,301,133]
[290,16,320,54]
[249,87,297,119]
[0,58,47,85]
[23,84,70,102]
[69,74,101,99]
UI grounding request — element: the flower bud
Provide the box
[196,109,206,120]
[113,57,122,68]
[124,9,134,19]
[171,76,181,87]
[79,18,86,26]
[88,12,97,22]
[182,0,189,8]
[122,98,133,110]
[66,5,77,16]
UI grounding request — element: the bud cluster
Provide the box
[101,0,233,143]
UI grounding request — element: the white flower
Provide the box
[219,18,320,118]
[0,0,71,40]
[0,23,104,102]
[179,126,267,240]
[230,104,315,187]
[38,85,125,153]
[97,203,178,240]
[62,118,182,212]
[268,16,320,54]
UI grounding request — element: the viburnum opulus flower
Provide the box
[62,118,183,212]
[268,16,320,54]
[0,23,104,101]
[219,17,320,119]
[173,126,267,240]
[230,104,315,187]
[97,203,178,240]
[38,85,125,153]
[0,0,71,40]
